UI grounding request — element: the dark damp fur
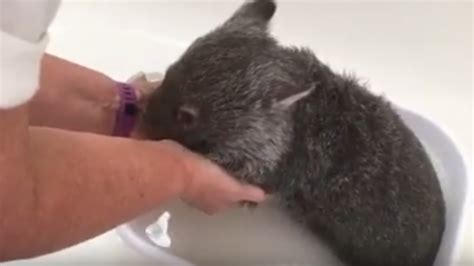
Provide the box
[142,1,446,265]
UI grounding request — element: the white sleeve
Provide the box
[0,0,61,109]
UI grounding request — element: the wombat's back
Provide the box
[273,71,445,266]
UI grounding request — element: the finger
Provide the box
[126,71,147,83]
[202,202,224,215]
[264,193,276,201]
[141,79,162,94]
[144,72,164,83]
[128,71,163,100]
[141,72,163,96]
[237,184,266,203]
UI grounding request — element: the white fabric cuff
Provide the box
[0,31,48,109]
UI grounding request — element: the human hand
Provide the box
[127,73,266,213]
[126,71,163,110]
[158,140,266,215]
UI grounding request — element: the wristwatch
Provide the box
[112,82,138,137]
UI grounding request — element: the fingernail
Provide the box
[240,201,258,210]
[245,186,266,202]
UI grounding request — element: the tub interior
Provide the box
[117,106,469,266]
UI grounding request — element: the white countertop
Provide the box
[5,1,472,265]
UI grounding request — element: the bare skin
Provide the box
[0,54,265,262]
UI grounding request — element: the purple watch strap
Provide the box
[112,82,138,137]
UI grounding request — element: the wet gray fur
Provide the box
[142,1,445,265]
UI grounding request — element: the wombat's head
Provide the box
[142,0,313,187]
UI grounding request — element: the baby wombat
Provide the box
[141,1,445,265]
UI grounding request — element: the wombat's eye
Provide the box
[176,105,198,129]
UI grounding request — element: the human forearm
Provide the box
[29,54,118,134]
[1,126,185,261]
[1,102,264,262]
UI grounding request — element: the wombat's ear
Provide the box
[274,84,316,109]
[224,0,276,30]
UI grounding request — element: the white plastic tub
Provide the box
[116,105,470,266]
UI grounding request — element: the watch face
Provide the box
[124,103,138,116]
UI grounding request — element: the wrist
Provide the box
[152,140,193,198]
[89,75,121,135]
[88,77,139,137]
[111,82,139,137]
